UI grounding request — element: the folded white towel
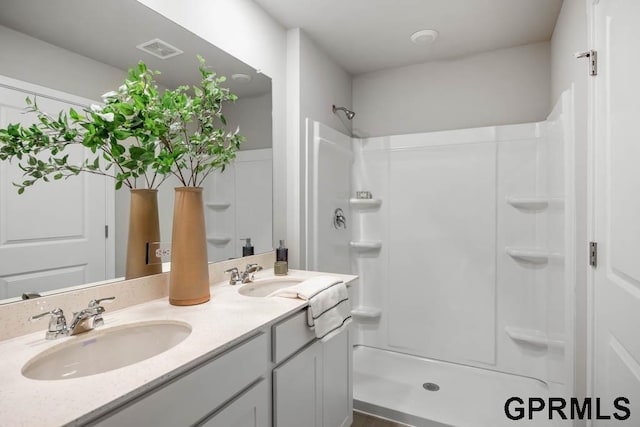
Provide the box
[270,276,352,342]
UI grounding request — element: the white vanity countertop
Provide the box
[0,269,357,427]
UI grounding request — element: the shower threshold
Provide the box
[353,345,552,427]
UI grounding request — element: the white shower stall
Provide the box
[305,89,575,427]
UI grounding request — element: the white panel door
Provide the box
[592,0,640,424]
[0,79,109,299]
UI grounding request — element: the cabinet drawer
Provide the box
[93,333,268,427]
[272,309,316,364]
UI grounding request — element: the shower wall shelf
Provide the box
[207,235,232,245]
[506,197,549,211]
[349,198,383,209]
[350,241,382,251]
[506,248,563,264]
[505,327,565,349]
[351,306,382,320]
[206,201,231,210]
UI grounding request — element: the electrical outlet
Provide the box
[155,248,171,258]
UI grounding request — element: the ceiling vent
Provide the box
[136,38,183,59]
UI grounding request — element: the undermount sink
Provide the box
[22,321,191,381]
[238,277,304,298]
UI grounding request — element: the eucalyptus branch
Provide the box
[0,58,244,194]
[76,167,124,185]
[149,169,158,189]
[159,134,187,186]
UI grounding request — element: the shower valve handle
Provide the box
[333,208,347,229]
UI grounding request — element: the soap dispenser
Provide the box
[241,238,254,257]
[275,240,288,275]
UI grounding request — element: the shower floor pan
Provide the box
[353,345,552,427]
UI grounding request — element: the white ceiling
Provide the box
[0,0,271,97]
[254,0,564,75]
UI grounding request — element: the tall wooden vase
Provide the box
[125,189,162,279]
[169,187,210,306]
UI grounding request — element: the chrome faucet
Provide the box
[67,305,105,335]
[29,297,115,340]
[225,264,262,285]
[240,264,263,284]
[225,264,263,285]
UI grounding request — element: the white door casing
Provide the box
[591,0,640,424]
[0,76,113,300]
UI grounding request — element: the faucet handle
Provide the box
[29,308,67,340]
[29,308,64,322]
[225,267,241,285]
[243,264,263,282]
[244,263,260,272]
[88,297,114,328]
[88,296,115,308]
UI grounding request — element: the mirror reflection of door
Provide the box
[0,78,112,301]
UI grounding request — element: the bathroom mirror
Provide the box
[0,0,273,304]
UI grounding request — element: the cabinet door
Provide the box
[200,380,268,427]
[273,341,322,427]
[322,326,352,427]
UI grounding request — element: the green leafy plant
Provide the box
[0,56,244,193]
[153,55,245,187]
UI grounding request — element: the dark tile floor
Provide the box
[352,412,408,427]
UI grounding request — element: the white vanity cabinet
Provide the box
[87,307,351,427]
[90,333,269,427]
[272,311,353,427]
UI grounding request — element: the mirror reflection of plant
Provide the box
[156,55,245,187]
[0,63,170,193]
[0,56,244,193]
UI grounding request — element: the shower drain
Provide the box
[422,382,440,392]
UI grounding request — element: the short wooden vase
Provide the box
[169,187,210,306]
[125,189,162,280]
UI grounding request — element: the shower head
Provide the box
[332,105,356,120]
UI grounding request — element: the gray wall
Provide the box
[352,42,551,137]
[297,29,353,138]
[225,92,273,151]
[286,28,353,268]
[0,25,125,101]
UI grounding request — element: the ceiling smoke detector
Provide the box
[231,73,252,83]
[410,29,439,45]
[136,38,183,59]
